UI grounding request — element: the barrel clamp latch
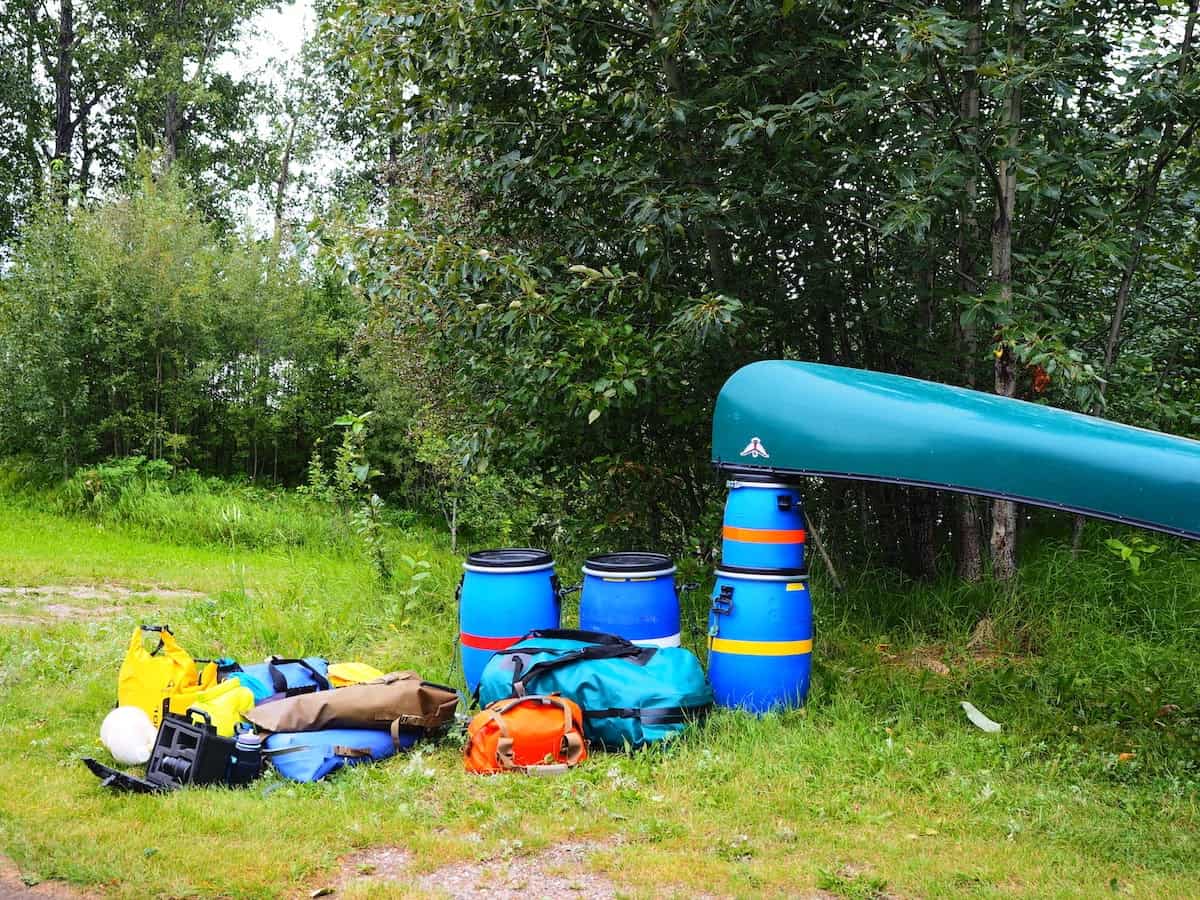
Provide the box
[711,585,734,615]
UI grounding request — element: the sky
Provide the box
[237,0,314,76]
[220,0,316,235]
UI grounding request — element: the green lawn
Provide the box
[0,498,1198,898]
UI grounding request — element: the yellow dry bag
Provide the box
[117,625,200,726]
[169,677,255,737]
[327,662,385,687]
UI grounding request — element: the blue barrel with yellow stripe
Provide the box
[707,566,812,713]
[579,552,681,647]
[722,479,806,570]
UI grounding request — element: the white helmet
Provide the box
[100,706,158,765]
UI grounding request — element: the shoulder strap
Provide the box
[267,657,330,693]
[512,644,647,697]
[522,628,633,646]
[583,704,712,725]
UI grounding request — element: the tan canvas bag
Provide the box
[244,671,459,744]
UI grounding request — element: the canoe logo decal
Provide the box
[740,437,770,459]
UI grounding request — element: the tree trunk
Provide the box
[52,0,74,201]
[162,0,189,168]
[385,137,401,228]
[22,20,42,200]
[78,114,95,197]
[154,349,163,460]
[273,115,298,251]
[909,490,940,580]
[989,0,1025,581]
[955,0,984,581]
[164,93,180,167]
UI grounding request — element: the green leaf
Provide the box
[587,408,601,424]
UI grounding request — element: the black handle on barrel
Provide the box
[711,584,734,615]
[777,494,793,511]
[553,575,580,605]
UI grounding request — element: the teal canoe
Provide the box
[711,361,1200,540]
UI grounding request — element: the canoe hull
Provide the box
[711,361,1200,540]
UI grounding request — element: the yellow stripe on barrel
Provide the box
[709,636,813,656]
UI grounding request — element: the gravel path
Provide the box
[318,842,618,899]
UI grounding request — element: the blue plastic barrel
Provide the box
[722,479,806,570]
[579,552,681,647]
[459,549,560,694]
[707,566,812,713]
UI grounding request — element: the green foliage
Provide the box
[324,0,1200,573]
[0,170,359,480]
[61,456,176,514]
[1104,535,1160,576]
[306,411,393,580]
[2,457,356,556]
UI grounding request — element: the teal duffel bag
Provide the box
[476,629,713,750]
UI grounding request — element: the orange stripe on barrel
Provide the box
[722,525,807,544]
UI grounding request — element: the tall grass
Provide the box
[0,455,436,558]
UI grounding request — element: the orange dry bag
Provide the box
[465,695,587,775]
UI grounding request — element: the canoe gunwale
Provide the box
[714,462,1200,541]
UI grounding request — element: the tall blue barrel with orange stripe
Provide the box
[721,479,806,570]
[707,566,812,712]
[458,549,560,695]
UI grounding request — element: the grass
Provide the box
[0,473,1198,898]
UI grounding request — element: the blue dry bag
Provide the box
[476,629,713,750]
[235,657,330,702]
[265,727,421,782]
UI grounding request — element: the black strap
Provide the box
[140,623,171,655]
[522,629,635,647]
[512,643,646,696]
[82,758,161,793]
[582,705,711,726]
[267,657,330,693]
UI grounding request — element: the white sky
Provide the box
[238,1,313,74]
[221,0,317,236]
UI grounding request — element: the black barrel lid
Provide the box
[584,551,674,574]
[466,548,553,568]
[716,464,803,485]
[715,564,807,578]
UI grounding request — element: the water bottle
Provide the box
[226,732,263,787]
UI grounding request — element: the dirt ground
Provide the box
[0,584,202,626]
